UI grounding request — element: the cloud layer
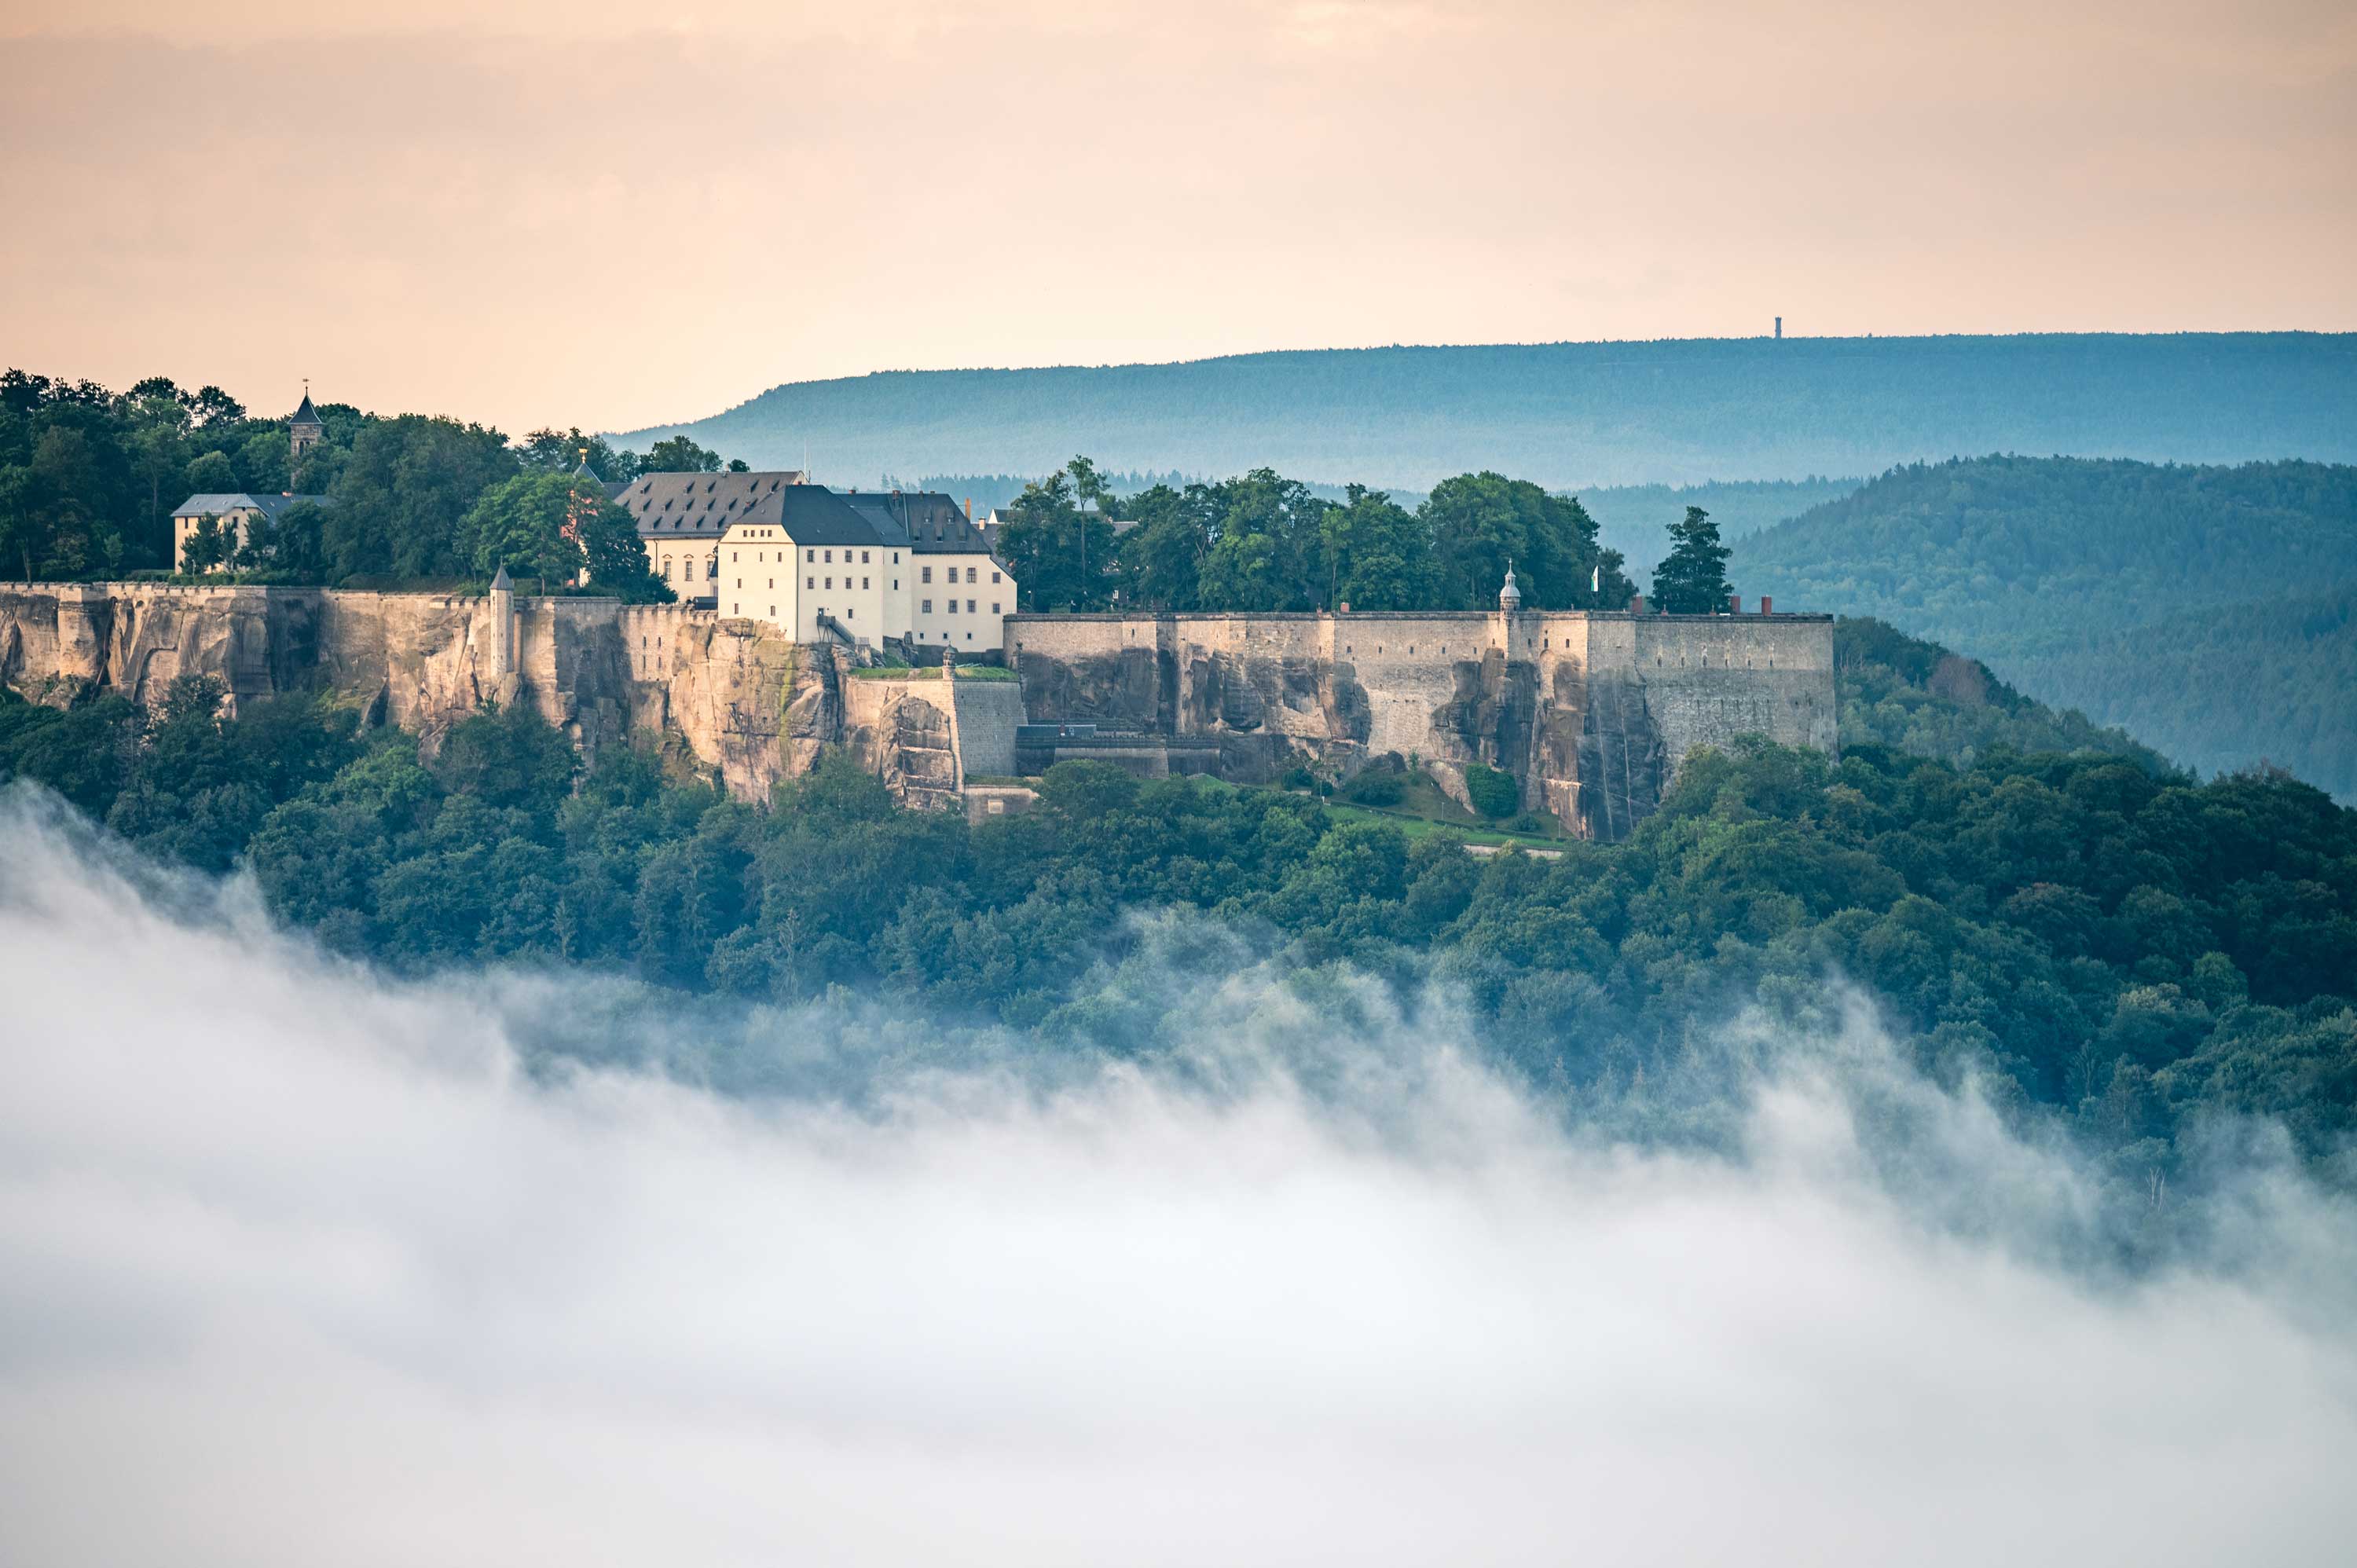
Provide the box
[2,791,2355,1566]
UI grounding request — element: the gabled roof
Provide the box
[620,470,806,538]
[289,394,322,428]
[850,490,995,554]
[171,492,332,520]
[764,485,885,548]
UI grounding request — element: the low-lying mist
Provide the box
[2,789,2353,1566]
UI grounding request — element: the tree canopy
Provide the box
[1650,505,1734,613]
[5,635,2351,1182]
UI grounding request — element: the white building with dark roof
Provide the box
[172,491,332,572]
[617,469,807,606]
[171,388,334,572]
[713,485,1017,649]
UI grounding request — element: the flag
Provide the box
[1591,564,1600,593]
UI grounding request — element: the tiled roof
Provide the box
[289,394,322,427]
[848,490,995,554]
[171,492,332,519]
[621,471,807,538]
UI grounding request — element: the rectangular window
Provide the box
[823,549,833,564]
[966,568,977,584]
[893,551,900,564]
[806,577,815,589]
[991,571,1001,584]
[922,566,933,583]
[861,577,870,589]
[806,549,814,562]
[946,599,957,615]
[861,551,871,564]
[966,599,976,614]
[992,602,1001,614]
[922,599,932,614]
[825,577,833,589]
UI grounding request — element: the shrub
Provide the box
[1463,761,1519,819]
[1349,771,1404,807]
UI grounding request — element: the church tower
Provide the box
[288,382,324,484]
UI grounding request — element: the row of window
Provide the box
[921,565,995,584]
[918,599,997,615]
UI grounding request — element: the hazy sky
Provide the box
[5,788,2357,1564]
[3,1,2353,434]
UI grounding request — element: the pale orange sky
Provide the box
[3,0,2352,435]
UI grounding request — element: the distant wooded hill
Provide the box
[1732,456,2357,798]
[619,333,2356,492]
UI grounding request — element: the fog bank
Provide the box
[2,793,2353,1566]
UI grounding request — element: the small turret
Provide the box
[288,381,324,479]
[1498,562,1523,612]
[486,565,516,683]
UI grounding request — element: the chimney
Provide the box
[965,496,973,521]
[1758,595,1772,614]
[1728,594,1741,614]
[1775,316,1783,339]
[1628,594,1646,614]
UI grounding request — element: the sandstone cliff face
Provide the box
[636,617,839,802]
[0,588,109,707]
[2,587,1835,833]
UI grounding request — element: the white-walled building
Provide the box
[842,491,1011,650]
[714,485,1017,648]
[619,469,807,606]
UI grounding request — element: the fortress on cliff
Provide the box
[0,570,1832,839]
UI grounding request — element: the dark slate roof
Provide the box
[768,485,885,548]
[620,470,807,539]
[491,565,512,592]
[839,493,915,551]
[289,394,323,428]
[171,492,332,519]
[849,490,994,554]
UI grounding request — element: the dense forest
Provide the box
[4,621,2349,1186]
[1733,455,2357,797]
[933,470,1860,577]
[993,460,1637,614]
[621,332,2357,492]
[0,368,728,591]
[2003,591,2357,796]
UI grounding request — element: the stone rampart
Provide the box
[2,585,1834,833]
[1006,609,1835,837]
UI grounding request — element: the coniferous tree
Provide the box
[1651,506,1733,613]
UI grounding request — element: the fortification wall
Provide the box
[2,585,1835,832]
[1006,609,1835,837]
[951,678,1022,779]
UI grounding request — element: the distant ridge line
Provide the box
[614,332,2357,493]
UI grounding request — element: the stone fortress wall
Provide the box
[1004,608,1835,838]
[2,584,1831,837]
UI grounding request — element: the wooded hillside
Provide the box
[618,333,2357,491]
[1734,456,2357,798]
